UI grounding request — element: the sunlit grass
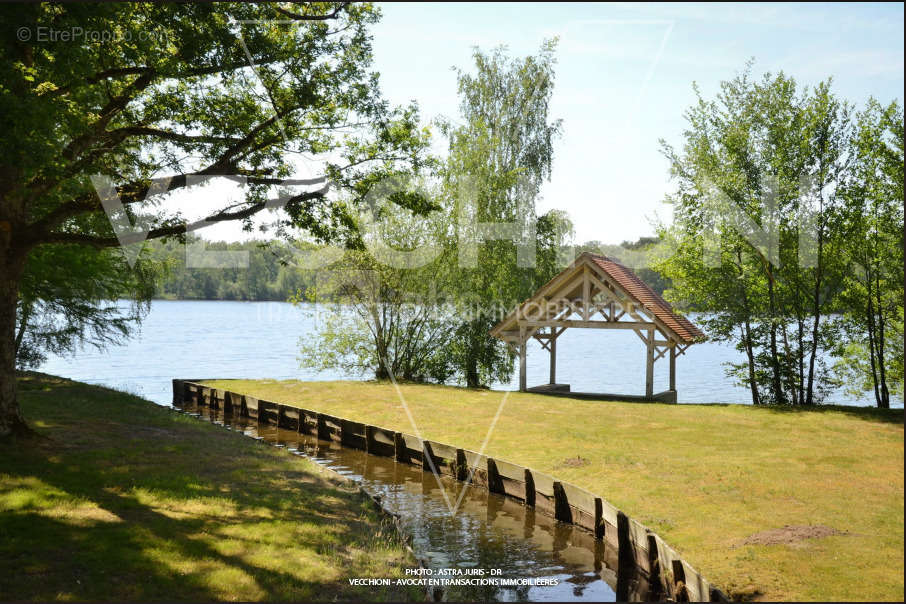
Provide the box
[207,378,905,602]
[0,373,423,602]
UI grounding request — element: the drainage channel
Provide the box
[176,401,657,602]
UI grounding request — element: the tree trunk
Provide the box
[0,245,27,437]
[805,309,821,406]
[766,276,786,404]
[875,271,890,409]
[14,299,30,355]
[741,320,761,405]
[462,318,482,388]
[736,249,760,405]
[864,265,882,406]
[465,345,480,389]
[797,317,805,405]
[805,228,825,406]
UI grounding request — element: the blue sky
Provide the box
[369,2,905,244]
[187,3,903,245]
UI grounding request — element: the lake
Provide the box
[39,300,897,408]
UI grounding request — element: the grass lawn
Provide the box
[0,373,423,602]
[205,379,905,602]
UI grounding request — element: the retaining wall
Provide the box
[174,379,726,602]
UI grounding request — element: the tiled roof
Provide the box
[586,254,705,343]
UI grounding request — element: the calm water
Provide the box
[177,400,655,602]
[40,300,894,408]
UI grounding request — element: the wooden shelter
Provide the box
[490,252,705,402]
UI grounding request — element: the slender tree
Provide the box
[440,41,565,388]
[835,99,904,407]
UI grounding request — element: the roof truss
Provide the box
[491,255,689,359]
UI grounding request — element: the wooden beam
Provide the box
[519,319,656,330]
[549,329,557,385]
[534,336,551,352]
[631,328,650,345]
[645,327,654,398]
[669,345,676,391]
[588,272,623,304]
[519,327,527,392]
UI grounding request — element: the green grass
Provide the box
[0,373,423,602]
[205,379,905,602]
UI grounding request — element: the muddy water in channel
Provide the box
[177,402,654,602]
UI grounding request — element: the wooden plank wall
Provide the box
[173,378,726,602]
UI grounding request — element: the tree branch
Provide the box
[41,66,153,98]
[106,126,244,146]
[39,188,328,249]
[60,71,156,162]
[274,3,350,21]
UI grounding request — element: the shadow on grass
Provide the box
[1,373,419,602]
[518,383,904,426]
[757,402,904,425]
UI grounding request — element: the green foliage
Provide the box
[146,236,323,301]
[296,198,454,382]
[16,245,157,369]
[833,99,904,406]
[2,3,428,243]
[437,41,569,387]
[656,65,879,405]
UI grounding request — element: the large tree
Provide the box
[0,2,429,436]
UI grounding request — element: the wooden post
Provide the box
[669,343,677,392]
[616,511,635,602]
[519,327,527,392]
[549,327,557,385]
[487,459,504,495]
[524,468,535,507]
[594,497,605,540]
[647,533,664,600]
[394,432,406,463]
[645,328,654,398]
[553,481,573,524]
[455,449,467,482]
[172,379,183,405]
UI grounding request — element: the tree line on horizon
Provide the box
[145,235,672,302]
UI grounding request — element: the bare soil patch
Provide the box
[558,455,590,468]
[742,524,846,546]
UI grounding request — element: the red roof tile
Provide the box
[587,254,705,343]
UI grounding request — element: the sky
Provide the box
[191,2,904,245]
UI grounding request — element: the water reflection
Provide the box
[177,402,655,602]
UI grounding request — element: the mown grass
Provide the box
[205,379,905,602]
[0,373,423,602]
